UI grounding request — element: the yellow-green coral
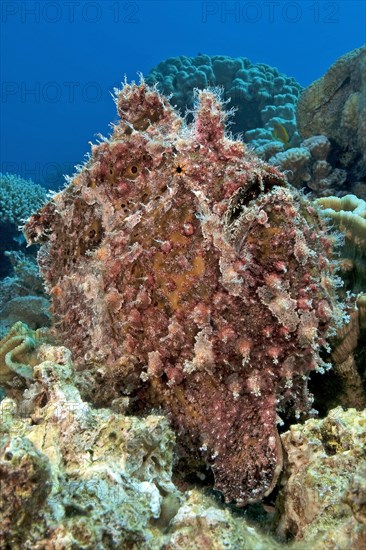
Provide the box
[314,195,366,409]
[1,334,366,548]
[0,322,48,386]
[315,194,366,292]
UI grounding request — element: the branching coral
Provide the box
[0,173,47,278]
[0,173,47,227]
[24,82,344,506]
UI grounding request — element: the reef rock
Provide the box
[25,82,344,506]
[297,45,366,183]
[0,335,282,549]
[0,340,179,549]
[276,407,366,549]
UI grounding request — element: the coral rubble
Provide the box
[24,82,344,506]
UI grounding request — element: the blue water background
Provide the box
[1,0,365,189]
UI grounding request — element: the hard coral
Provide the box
[297,45,366,184]
[0,173,46,227]
[276,407,366,548]
[25,82,343,506]
[0,338,285,549]
[146,54,303,152]
[0,173,47,278]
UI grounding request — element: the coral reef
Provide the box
[0,322,48,395]
[0,296,50,340]
[297,45,366,185]
[268,135,347,196]
[327,295,366,410]
[0,337,280,549]
[308,195,366,412]
[315,194,366,293]
[146,55,302,151]
[0,251,50,339]
[276,407,366,549]
[24,82,345,506]
[0,339,178,549]
[1,332,365,549]
[146,53,366,197]
[0,173,47,227]
[0,173,47,278]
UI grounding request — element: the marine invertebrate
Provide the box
[1,341,280,549]
[0,173,47,278]
[0,251,49,339]
[297,45,366,184]
[0,341,180,548]
[307,195,366,412]
[0,322,47,390]
[0,173,46,227]
[25,82,343,506]
[146,54,302,151]
[268,135,347,195]
[3,341,365,548]
[315,194,366,292]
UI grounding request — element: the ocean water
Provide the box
[1,0,365,190]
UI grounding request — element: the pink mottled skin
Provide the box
[25,82,342,505]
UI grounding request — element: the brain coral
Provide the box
[25,82,344,506]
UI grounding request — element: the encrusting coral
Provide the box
[1,332,365,549]
[24,81,345,506]
[297,45,366,184]
[276,406,366,549]
[0,336,282,549]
